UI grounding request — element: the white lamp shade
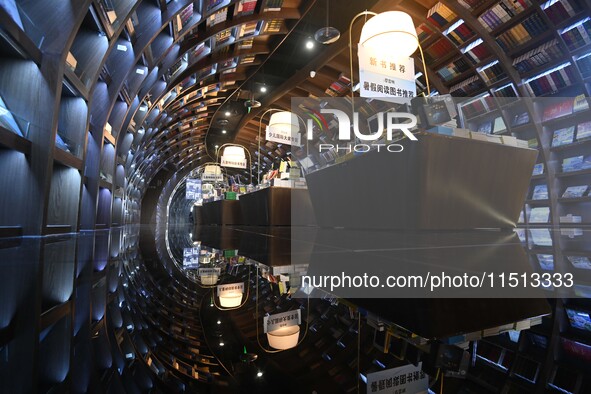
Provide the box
[222,145,246,159]
[200,273,219,285]
[266,325,300,350]
[203,165,222,176]
[359,11,418,57]
[219,292,243,308]
[269,111,300,134]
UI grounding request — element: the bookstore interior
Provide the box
[4,0,591,393]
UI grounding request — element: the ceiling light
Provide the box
[260,86,267,93]
[225,111,231,116]
[257,371,263,378]
[217,320,221,324]
[305,39,314,49]
[219,342,224,346]
[222,129,227,134]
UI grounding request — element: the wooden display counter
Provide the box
[239,186,316,226]
[305,132,537,230]
[200,200,242,225]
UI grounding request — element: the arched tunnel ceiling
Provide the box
[37,0,531,202]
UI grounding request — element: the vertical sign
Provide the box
[358,45,416,104]
[366,362,428,394]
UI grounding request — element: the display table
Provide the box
[305,132,537,230]
[200,200,242,225]
[239,186,315,226]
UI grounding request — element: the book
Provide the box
[532,184,548,200]
[529,207,550,223]
[533,163,544,175]
[512,111,530,126]
[577,121,591,141]
[492,116,507,134]
[552,126,575,147]
[529,229,552,246]
[562,155,584,172]
[567,256,591,270]
[562,185,588,198]
[537,254,554,271]
[573,94,589,113]
[583,155,591,169]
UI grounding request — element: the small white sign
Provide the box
[198,267,221,276]
[366,362,428,394]
[263,309,301,333]
[217,282,244,297]
[202,173,223,182]
[358,45,416,104]
[266,125,302,146]
[221,156,247,169]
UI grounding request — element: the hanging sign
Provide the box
[217,282,244,297]
[366,362,428,394]
[264,309,301,333]
[186,178,202,200]
[221,156,247,169]
[358,45,416,104]
[266,125,302,146]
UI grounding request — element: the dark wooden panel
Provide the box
[47,165,81,228]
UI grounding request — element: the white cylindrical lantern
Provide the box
[219,292,243,308]
[269,111,300,134]
[359,11,418,57]
[222,145,246,159]
[267,325,300,350]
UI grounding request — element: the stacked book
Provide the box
[207,0,225,11]
[495,13,547,52]
[512,39,563,74]
[562,155,591,172]
[424,38,454,63]
[427,3,457,29]
[458,0,488,9]
[561,17,591,51]
[462,38,490,64]
[532,184,548,200]
[437,58,471,82]
[477,0,533,32]
[577,121,591,141]
[416,23,435,42]
[543,0,584,25]
[563,185,589,198]
[324,74,351,97]
[460,95,496,118]
[524,63,577,96]
[207,8,227,27]
[263,0,283,11]
[444,20,474,46]
[176,4,194,32]
[239,21,260,38]
[494,83,518,98]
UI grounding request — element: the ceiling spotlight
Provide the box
[217,320,221,325]
[219,342,225,346]
[260,86,267,93]
[222,129,227,134]
[305,39,314,50]
[256,371,263,378]
[215,145,219,149]
[225,111,231,116]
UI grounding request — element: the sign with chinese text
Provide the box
[367,363,428,394]
[221,156,247,169]
[266,125,302,146]
[186,178,202,200]
[358,45,416,104]
[217,282,244,297]
[198,267,221,276]
[263,309,301,333]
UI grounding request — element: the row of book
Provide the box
[560,17,591,51]
[416,23,435,42]
[324,74,351,97]
[543,0,584,25]
[551,121,591,147]
[562,155,591,172]
[477,0,533,32]
[462,39,491,64]
[424,37,455,64]
[495,13,548,52]
[449,75,485,95]
[576,52,591,79]
[175,4,194,32]
[457,0,488,10]
[437,58,471,82]
[460,95,497,118]
[494,83,518,98]
[529,207,550,223]
[524,63,577,96]
[562,185,589,198]
[512,39,563,74]
[444,20,474,46]
[236,0,258,16]
[427,2,457,29]
[478,61,506,84]
[542,94,588,121]
[476,116,507,134]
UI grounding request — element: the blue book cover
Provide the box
[576,121,591,141]
[562,156,584,172]
[562,185,589,198]
[533,163,544,175]
[552,126,575,147]
[529,207,550,223]
[532,184,548,200]
[568,256,591,270]
[537,254,554,271]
